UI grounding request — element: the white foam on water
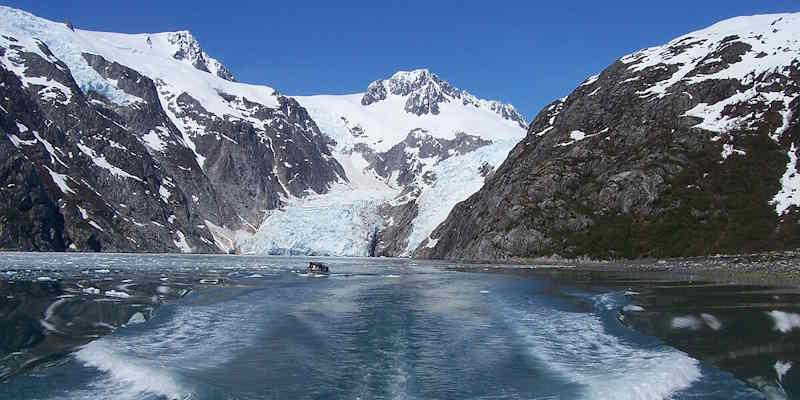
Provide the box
[767,310,800,333]
[775,361,792,382]
[671,316,703,330]
[104,290,130,299]
[53,289,267,400]
[74,340,190,400]
[700,313,723,331]
[44,297,69,321]
[505,293,702,400]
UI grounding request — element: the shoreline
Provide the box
[444,250,800,287]
[3,249,799,285]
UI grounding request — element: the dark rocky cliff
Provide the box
[0,23,345,253]
[418,14,800,260]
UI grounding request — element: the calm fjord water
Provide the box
[0,254,792,399]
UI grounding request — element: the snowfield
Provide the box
[248,71,527,256]
[298,90,524,153]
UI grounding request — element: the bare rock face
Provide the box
[350,130,493,256]
[419,14,800,260]
[0,22,345,253]
[361,129,492,187]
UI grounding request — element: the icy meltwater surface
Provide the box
[0,254,775,399]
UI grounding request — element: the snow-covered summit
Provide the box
[257,71,531,256]
[361,68,527,128]
[0,7,235,83]
[156,30,235,81]
[620,12,800,101]
[0,5,290,127]
[298,70,527,154]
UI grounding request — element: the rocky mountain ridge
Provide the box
[0,6,527,255]
[419,12,800,260]
[0,6,344,253]
[361,69,527,128]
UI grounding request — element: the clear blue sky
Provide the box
[3,1,799,119]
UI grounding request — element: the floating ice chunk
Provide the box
[700,313,723,331]
[623,304,645,312]
[127,312,146,325]
[768,310,800,333]
[671,316,702,330]
[104,290,131,299]
[95,269,110,274]
[82,287,101,295]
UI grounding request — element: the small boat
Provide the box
[307,262,330,275]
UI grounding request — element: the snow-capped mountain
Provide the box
[162,30,235,81]
[422,13,800,260]
[239,69,528,256]
[0,6,344,252]
[0,6,526,255]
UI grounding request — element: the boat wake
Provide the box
[53,290,269,400]
[502,291,702,400]
[73,340,192,400]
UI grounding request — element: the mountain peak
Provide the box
[0,6,236,83]
[158,30,235,82]
[390,68,432,79]
[361,69,527,128]
[387,68,436,85]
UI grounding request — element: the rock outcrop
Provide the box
[419,13,800,260]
